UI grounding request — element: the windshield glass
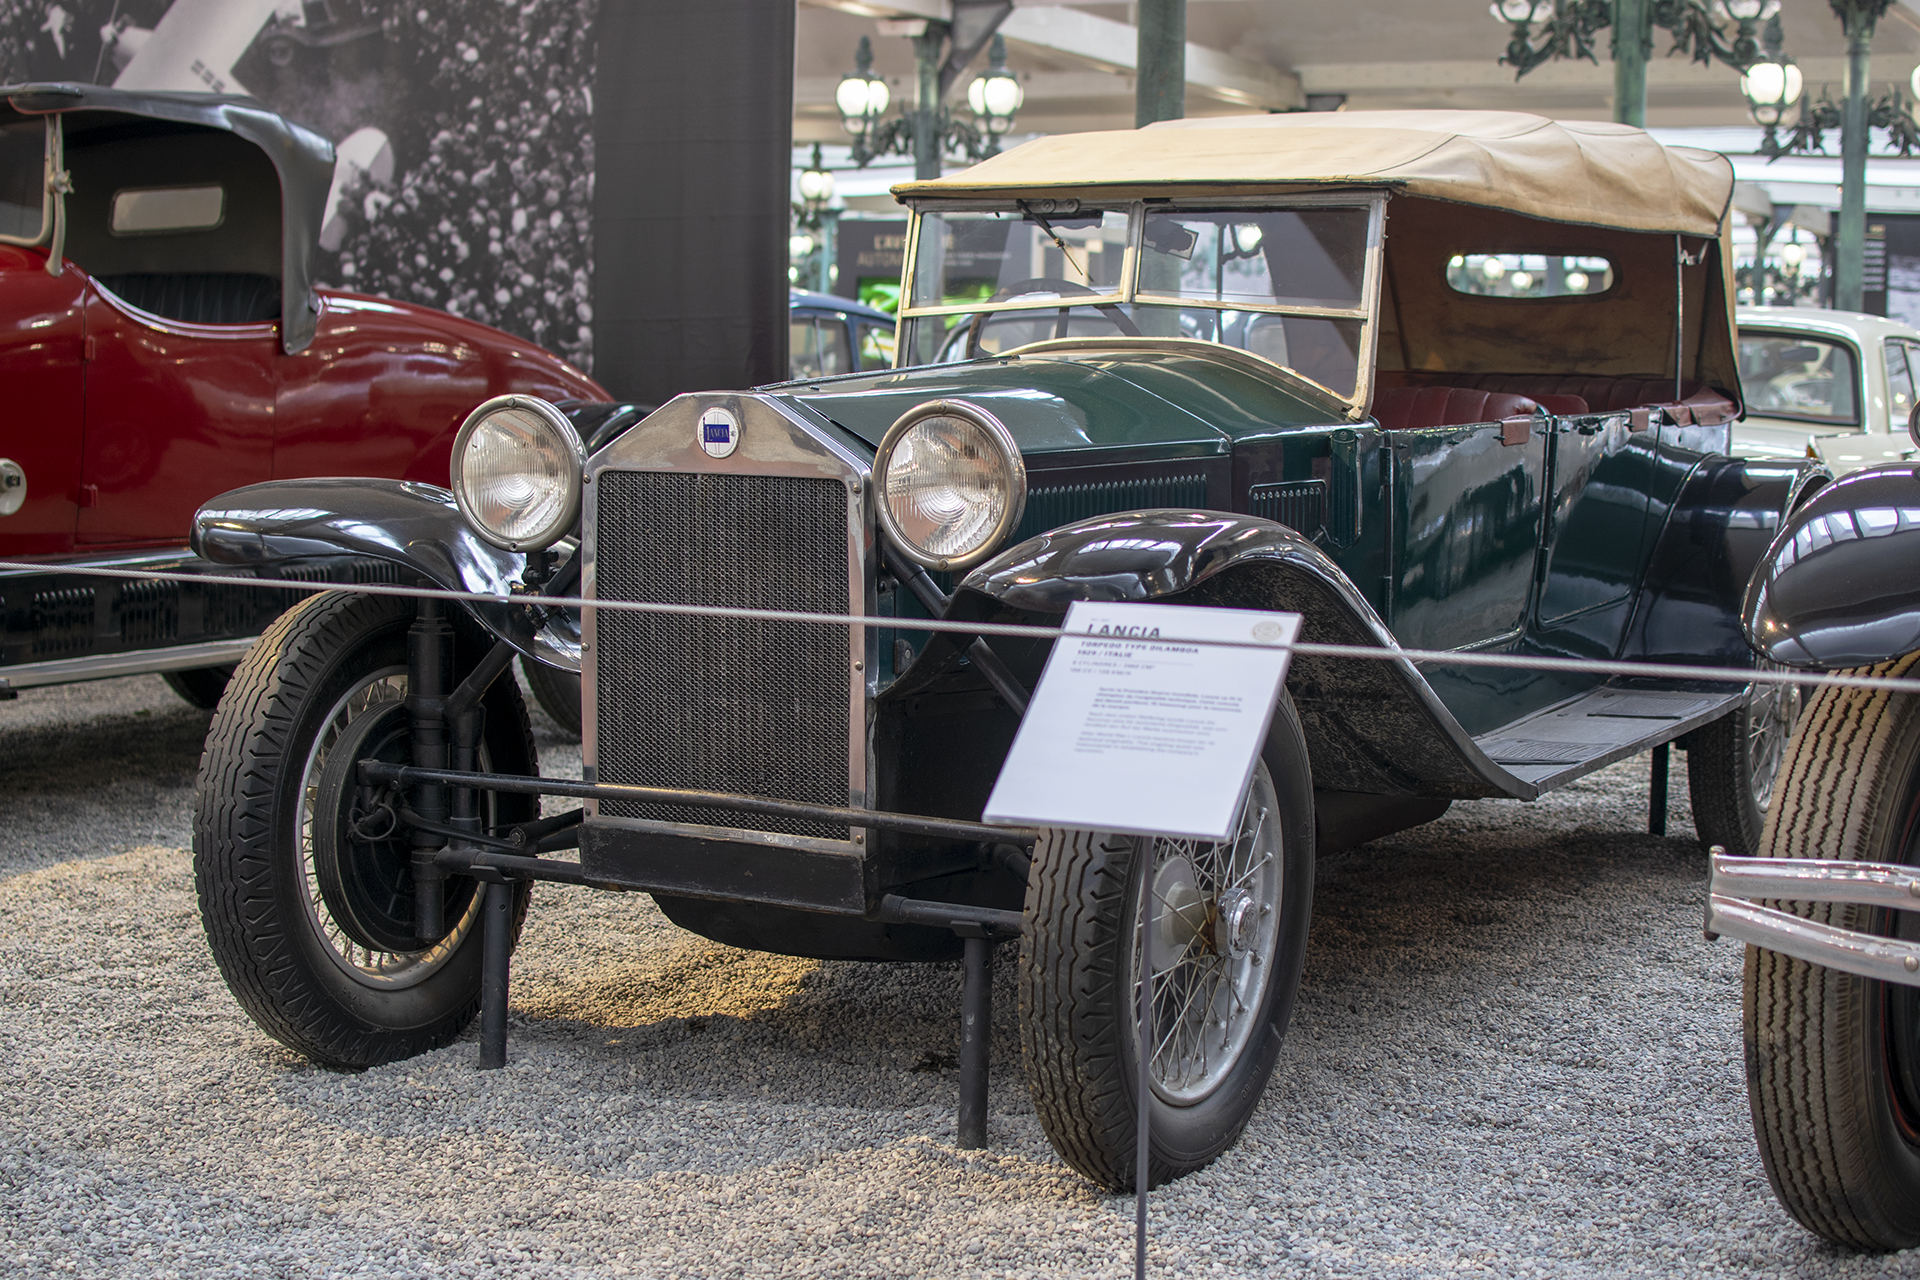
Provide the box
[900,200,1376,401]
[1739,332,1859,426]
[0,120,48,245]
[909,207,1130,309]
[1136,207,1367,310]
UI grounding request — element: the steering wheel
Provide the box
[963,277,1141,360]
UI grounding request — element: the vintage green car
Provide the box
[188,110,1822,1190]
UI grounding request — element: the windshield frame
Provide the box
[897,192,1387,409]
[0,115,56,250]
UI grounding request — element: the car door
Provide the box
[63,126,282,545]
[76,281,275,545]
[1389,419,1548,656]
[0,248,87,557]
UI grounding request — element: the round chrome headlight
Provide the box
[450,395,585,553]
[873,400,1026,572]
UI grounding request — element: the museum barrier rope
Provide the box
[8,555,1894,1273]
[3,558,1913,696]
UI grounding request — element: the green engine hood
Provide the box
[773,345,1344,464]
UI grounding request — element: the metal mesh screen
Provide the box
[593,471,853,839]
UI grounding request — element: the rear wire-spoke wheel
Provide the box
[1745,651,1920,1250]
[1019,693,1314,1190]
[1689,665,1803,858]
[519,655,582,739]
[161,663,237,710]
[193,591,535,1069]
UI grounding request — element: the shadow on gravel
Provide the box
[0,676,212,873]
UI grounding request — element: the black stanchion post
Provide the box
[957,933,992,1149]
[1649,742,1670,837]
[1135,844,1155,1278]
[478,880,512,1069]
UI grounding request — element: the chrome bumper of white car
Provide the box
[1706,849,1920,986]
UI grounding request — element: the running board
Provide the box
[1473,682,1747,794]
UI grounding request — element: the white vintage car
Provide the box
[1733,306,1920,473]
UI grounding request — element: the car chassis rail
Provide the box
[358,753,1031,1149]
[1707,849,1920,986]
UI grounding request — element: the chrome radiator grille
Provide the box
[592,470,853,839]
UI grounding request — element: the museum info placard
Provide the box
[983,601,1303,841]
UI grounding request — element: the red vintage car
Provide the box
[0,83,607,707]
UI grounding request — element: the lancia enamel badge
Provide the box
[698,406,741,459]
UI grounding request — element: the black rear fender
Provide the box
[1625,455,1828,667]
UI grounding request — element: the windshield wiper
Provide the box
[1019,201,1089,283]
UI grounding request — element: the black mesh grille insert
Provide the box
[594,471,852,839]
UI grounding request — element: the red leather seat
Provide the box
[1371,386,1541,431]
[1375,370,1739,425]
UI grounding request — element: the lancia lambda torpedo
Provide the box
[188,111,1822,1190]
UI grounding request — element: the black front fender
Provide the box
[191,478,578,671]
[1624,455,1829,666]
[938,509,1533,800]
[1745,463,1920,669]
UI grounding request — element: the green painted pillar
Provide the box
[1136,0,1185,128]
[1834,1,1888,313]
[912,27,945,181]
[1612,0,1649,128]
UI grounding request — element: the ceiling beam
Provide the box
[801,0,1301,109]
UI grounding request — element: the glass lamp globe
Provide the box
[798,165,834,206]
[1720,0,1765,21]
[968,71,1024,135]
[836,74,889,134]
[1781,241,1806,268]
[1565,270,1590,292]
[1481,256,1507,281]
[789,233,815,261]
[1490,0,1545,22]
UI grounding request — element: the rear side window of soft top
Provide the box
[1447,254,1615,298]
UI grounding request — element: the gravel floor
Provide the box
[4,674,1920,1278]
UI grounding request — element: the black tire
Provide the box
[1018,691,1314,1190]
[192,591,535,1070]
[519,655,582,738]
[1746,650,1920,1250]
[1689,670,1801,858]
[161,664,237,710]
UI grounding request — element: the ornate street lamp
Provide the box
[837,37,893,145]
[793,143,839,295]
[966,36,1024,142]
[1490,0,1780,127]
[1747,2,1920,311]
[839,27,1024,179]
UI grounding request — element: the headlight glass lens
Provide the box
[452,398,584,552]
[878,405,1025,569]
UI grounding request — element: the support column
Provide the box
[1135,0,1185,128]
[1834,1,1887,314]
[912,28,946,182]
[478,880,513,1070]
[1612,0,1650,128]
[956,935,992,1149]
[1648,742,1670,837]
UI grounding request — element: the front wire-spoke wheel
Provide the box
[1746,650,1920,1250]
[193,591,535,1069]
[1133,778,1281,1105]
[1019,691,1314,1190]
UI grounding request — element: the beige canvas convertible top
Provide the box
[893,110,1733,237]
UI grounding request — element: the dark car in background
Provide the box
[0,83,603,707]
[789,287,895,378]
